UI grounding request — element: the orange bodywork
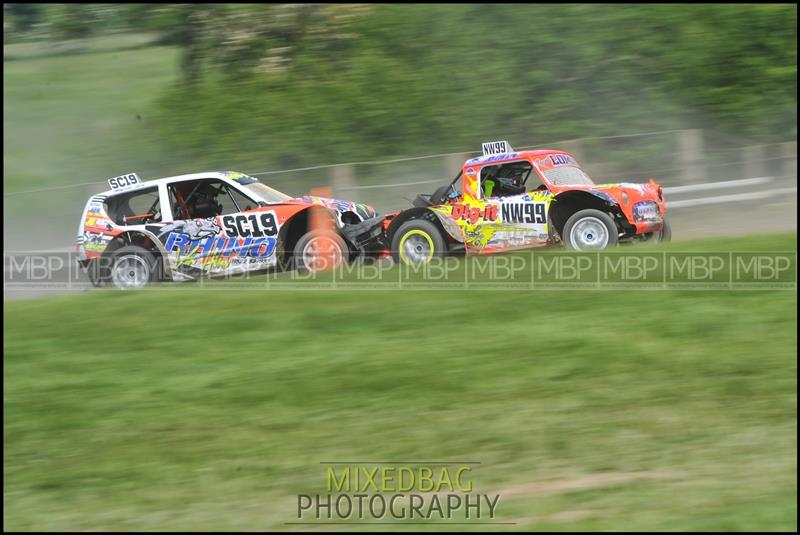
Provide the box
[383,149,666,254]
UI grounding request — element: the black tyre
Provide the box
[659,218,672,242]
[109,245,161,289]
[563,209,619,251]
[292,230,348,272]
[391,219,447,265]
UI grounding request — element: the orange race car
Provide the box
[380,141,670,264]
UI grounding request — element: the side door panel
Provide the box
[432,186,554,253]
[152,210,282,279]
[486,190,553,251]
[215,211,281,273]
[146,179,284,280]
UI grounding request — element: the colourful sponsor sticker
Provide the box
[164,234,277,258]
[451,203,499,224]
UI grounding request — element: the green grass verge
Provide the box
[4,234,797,530]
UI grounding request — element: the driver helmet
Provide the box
[493,163,528,196]
[493,175,526,196]
[189,183,222,218]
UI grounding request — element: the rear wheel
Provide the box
[109,245,161,289]
[292,230,348,272]
[563,209,619,251]
[391,219,446,265]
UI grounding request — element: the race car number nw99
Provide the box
[482,141,511,156]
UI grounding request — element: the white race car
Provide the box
[76,171,384,288]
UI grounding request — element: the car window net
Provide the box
[543,166,594,186]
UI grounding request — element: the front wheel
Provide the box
[563,209,619,251]
[391,219,447,265]
[640,218,671,243]
[292,230,348,272]
[659,219,672,242]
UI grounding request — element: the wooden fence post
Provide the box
[677,129,706,183]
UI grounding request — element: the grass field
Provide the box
[3,33,179,194]
[3,34,177,249]
[3,33,180,252]
[3,29,797,533]
[4,234,797,531]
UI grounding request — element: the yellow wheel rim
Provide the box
[399,229,435,264]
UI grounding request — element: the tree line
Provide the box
[5,3,797,169]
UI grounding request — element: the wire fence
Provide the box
[3,140,576,197]
[10,129,784,198]
[7,152,789,198]
[3,129,796,252]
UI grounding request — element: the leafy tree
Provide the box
[5,3,43,32]
[147,3,796,169]
[50,4,97,40]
